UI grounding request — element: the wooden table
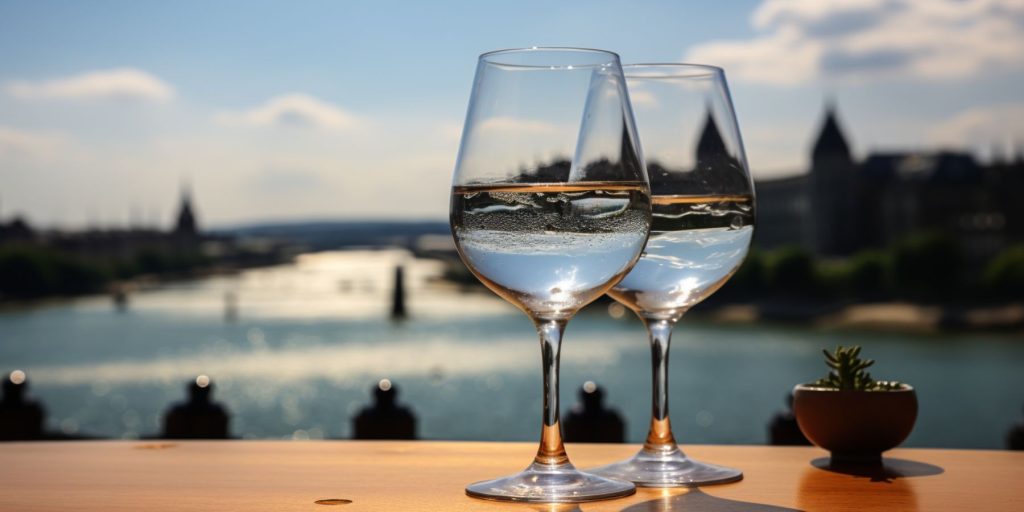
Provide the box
[0,441,1021,511]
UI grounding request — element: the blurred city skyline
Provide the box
[1,0,1023,227]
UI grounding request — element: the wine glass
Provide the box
[588,64,755,487]
[450,47,651,503]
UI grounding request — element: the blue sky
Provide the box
[1,0,1022,226]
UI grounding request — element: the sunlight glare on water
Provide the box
[0,249,1022,448]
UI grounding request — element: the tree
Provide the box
[845,250,891,299]
[0,247,107,299]
[767,246,819,294]
[892,232,963,300]
[985,244,1024,299]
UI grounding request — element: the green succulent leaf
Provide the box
[813,345,900,391]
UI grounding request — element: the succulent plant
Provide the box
[812,345,901,391]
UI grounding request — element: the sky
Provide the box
[1,0,1022,228]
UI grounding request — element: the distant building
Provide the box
[40,186,205,264]
[0,186,288,291]
[173,187,199,237]
[752,175,806,252]
[0,217,34,244]
[807,102,858,255]
[754,103,1024,263]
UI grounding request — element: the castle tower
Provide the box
[173,186,198,236]
[807,101,858,255]
[696,111,728,164]
[689,110,748,195]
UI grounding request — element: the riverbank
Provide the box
[0,262,277,312]
[690,301,1024,334]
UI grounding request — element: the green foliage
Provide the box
[814,258,847,292]
[767,246,819,293]
[985,244,1024,298]
[729,247,767,291]
[818,249,892,299]
[893,231,963,299]
[0,244,210,301]
[0,246,109,299]
[134,249,208,275]
[714,230,1024,302]
[845,250,891,297]
[813,345,901,391]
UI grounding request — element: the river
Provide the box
[1,249,1021,448]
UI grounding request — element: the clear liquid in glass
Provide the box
[451,182,651,319]
[609,195,753,320]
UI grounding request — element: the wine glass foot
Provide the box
[466,461,636,503]
[588,446,743,487]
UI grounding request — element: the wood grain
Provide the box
[0,441,1021,511]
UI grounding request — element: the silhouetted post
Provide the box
[162,375,230,439]
[769,392,811,446]
[352,379,416,440]
[563,381,625,443]
[0,370,45,441]
[1008,404,1024,450]
[111,283,129,312]
[224,291,238,323]
[391,266,407,320]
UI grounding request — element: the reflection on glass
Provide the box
[451,47,651,503]
[589,64,755,487]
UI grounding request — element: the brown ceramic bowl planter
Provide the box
[793,383,917,465]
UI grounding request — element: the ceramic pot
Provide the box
[793,383,917,465]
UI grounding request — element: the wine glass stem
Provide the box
[534,318,569,466]
[643,317,678,453]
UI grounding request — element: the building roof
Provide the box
[174,188,198,235]
[696,111,727,163]
[812,103,851,161]
[861,151,980,183]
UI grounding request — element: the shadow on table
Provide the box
[810,457,944,483]
[619,488,802,512]
[797,456,943,512]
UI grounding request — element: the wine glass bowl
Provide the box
[450,48,650,502]
[588,63,755,487]
[452,182,650,319]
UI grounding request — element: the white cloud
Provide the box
[5,68,175,102]
[686,0,1024,85]
[246,166,328,196]
[215,93,360,130]
[0,110,464,226]
[0,126,66,161]
[628,89,659,109]
[929,103,1024,149]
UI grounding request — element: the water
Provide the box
[612,226,753,317]
[1,249,1022,448]
[611,195,753,318]
[452,183,649,317]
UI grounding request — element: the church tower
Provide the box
[807,101,858,255]
[173,186,198,236]
[696,111,728,163]
[690,110,748,195]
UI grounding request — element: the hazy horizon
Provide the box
[2,0,1022,227]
